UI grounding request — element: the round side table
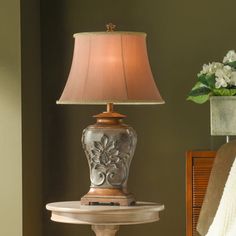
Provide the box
[46,201,164,236]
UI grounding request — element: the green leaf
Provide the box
[197,74,215,88]
[187,86,212,104]
[191,81,204,90]
[187,94,210,104]
[213,88,236,96]
[188,87,211,96]
[225,61,236,69]
[205,74,216,88]
[187,80,213,103]
[198,74,209,87]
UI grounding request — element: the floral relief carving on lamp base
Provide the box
[80,105,137,206]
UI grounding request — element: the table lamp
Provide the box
[57,24,164,206]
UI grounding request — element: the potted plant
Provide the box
[187,50,236,137]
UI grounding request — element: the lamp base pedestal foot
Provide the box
[81,191,135,206]
[92,225,119,236]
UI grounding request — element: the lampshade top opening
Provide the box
[73,31,147,37]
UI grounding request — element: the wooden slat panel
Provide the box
[186,151,216,236]
[193,158,214,207]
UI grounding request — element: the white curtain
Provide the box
[206,157,236,236]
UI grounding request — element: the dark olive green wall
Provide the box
[41,0,235,235]
[21,0,42,235]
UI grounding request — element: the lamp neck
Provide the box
[93,103,126,125]
[107,103,114,113]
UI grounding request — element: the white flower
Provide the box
[223,50,236,63]
[215,77,228,88]
[215,65,232,82]
[230,71,236,86]
[199,62,223,76]
[214,66,233,88]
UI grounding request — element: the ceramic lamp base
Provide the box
[81,104,137,206]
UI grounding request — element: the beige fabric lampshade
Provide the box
[58,31,164,104]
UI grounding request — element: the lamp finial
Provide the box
[106,23,116,32]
